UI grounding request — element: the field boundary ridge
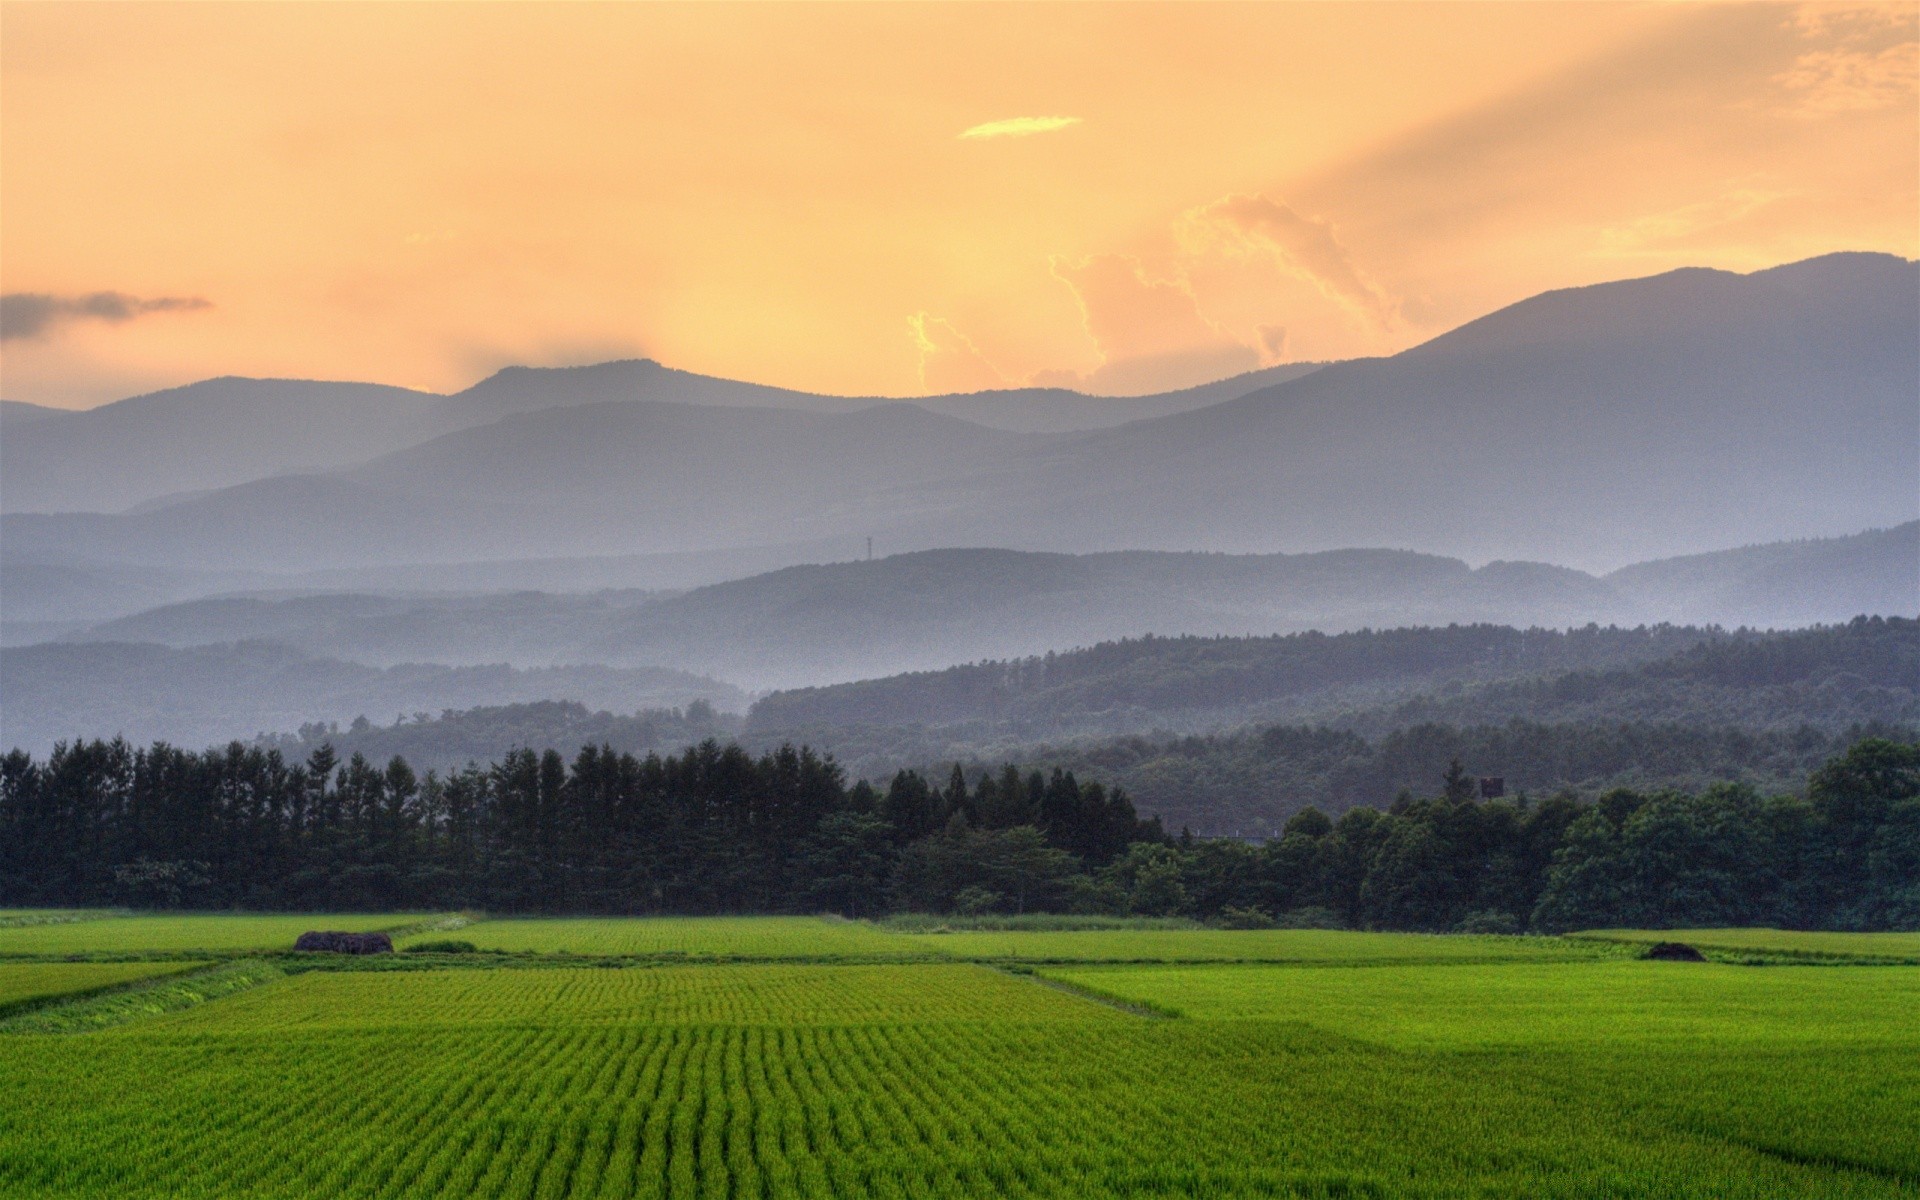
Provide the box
[0,958,285,1033]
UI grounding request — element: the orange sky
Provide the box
[2,1,1915,407]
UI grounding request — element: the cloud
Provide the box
[907,312,1008,393]
[1597,188,1791,257]
[959,116,1082,140]
[1256,324,1289,361]
[1047,254,1260,394]
[1187,195,1399,330]
[1774,3,1918,116]
[0,291,213,342]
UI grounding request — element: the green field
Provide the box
[0,911,1913,1197]
[1041,960,1920,1046]
[892,926,1624,964]
[0,913,438,955]
[1577,927,1920,961]
[0,962,202,1015]
[147,964,1115,1032]
[408,916,928,959]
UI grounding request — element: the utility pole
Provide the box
[866,537,873,561]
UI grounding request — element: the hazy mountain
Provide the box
[890,252,1918,569]
[747,617,1918,741]
[0,640,746,757]
[586,525,1915,688]
[257,699,743,777]
[3,400,1044,571]
[72,590,654,667]
[2,357,1322,518]
[37,525,1915,689]
[8,253,1909,574]
[0,400,65,427]
[587,547,1619,689]
[1606,522,1920,628]
[0,379,442,514]
[432,357,1326,432]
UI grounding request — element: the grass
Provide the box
[0,917,1912,1196]
[1575,927,1920,963]
[0,962,204,1017]
[405,915,931,959]
[0,913,442,956]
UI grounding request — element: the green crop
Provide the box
[1042,960,1920,1048]
[0,962,202,1016]
[0,914,1912,1197]
[1576,927,1920,962]
[410,916,930,959]
[894,926,1625,964]
[0,913,442,956]
[145,964,1118,1033]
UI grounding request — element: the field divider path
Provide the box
[0,957,284,1033]
[0,960,206,1020]
[0,909,128,929]
[1002,966,1179,1019]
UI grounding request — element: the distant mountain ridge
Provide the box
[34,523,1918,691]
[1,356,1324,515]
[6,252,1911,578]
[0,640,745,757]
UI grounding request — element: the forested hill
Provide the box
[747,618,1919,738]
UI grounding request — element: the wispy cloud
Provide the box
[1187,195,1400,331]
[907,312,1008,393]
[1043,254,1259,394]
[959,116,1082,140]
[1597,187,1790,257]
[1774,3,1918,117]
[0,291,213,342]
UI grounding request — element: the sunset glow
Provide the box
[2,1,1915,407]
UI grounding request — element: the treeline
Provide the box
[258,700,743,777]
[0,738,1156,916]
[1132,739,1918,933]
[2,735,1914,931]
[761,719,1916,837]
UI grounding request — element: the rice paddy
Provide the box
[0,913,438,956]
[1576,927,1920,962]
[409,916,928,959]
[891,925,1626,964]
[0,962,203,1015]
[1040,960,1920,1047]
[0,910,1911,1197]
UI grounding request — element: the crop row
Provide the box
[5,1016,1905,1198]
[1044,961,1920,1049]
[147,965,1120,1033]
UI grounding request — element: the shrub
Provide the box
[1273,906,1345,930]
[1454,910,1521,935]
[1216,906,1278,930]
[404,939,478,954]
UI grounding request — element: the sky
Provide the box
[2,1,1915,408]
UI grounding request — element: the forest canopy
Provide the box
[3,734,1913,932]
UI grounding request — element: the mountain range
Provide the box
[1,358,1325,515]
[4,253,1914,595]
[15,524,1915,721]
